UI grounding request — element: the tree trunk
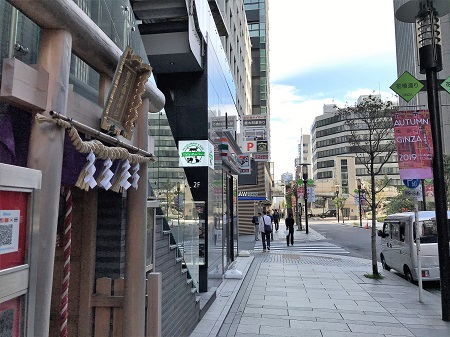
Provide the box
[371,171,379,275]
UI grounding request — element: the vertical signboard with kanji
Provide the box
[392,110,433,179]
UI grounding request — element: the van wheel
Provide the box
[404,266,414,283]
[381,255,390,271]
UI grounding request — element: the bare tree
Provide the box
[336,95,396,276]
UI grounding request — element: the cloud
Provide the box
[270,84,345,178]
[344,89,399,103]
[268,0,396,82]
[267,0,398,179]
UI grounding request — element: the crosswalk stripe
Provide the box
[253,241,349,254]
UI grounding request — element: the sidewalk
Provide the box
[190,222,450,337]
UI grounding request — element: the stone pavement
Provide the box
[190,220,450,337]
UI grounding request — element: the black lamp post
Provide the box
[396,0,450,321]
[357,179,363,228]
[335,186,340,223]
[302,164,309,234]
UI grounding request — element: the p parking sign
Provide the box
[403,179,420,189]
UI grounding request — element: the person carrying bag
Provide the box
[259,211,272,252]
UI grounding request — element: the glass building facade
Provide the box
[143,0,241,291]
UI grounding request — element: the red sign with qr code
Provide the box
[0,191,28,271]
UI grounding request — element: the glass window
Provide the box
[382,222,390,237]
[391,223,400,240]
[417,220,438,243]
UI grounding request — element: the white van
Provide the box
[378,211,450,282]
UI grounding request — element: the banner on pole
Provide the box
[392,110,433,179]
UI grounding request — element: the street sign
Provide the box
[403,179,420,189]
[390,71,424,102]
[441,75,450,94]
[403,188,421,198]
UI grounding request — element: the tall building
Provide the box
[134,0,252,306]
[310,97,399,218]
[312,98,400,187]
[393,0,450,152]
[238,0,273,235]
[296,134,311,178]
[217,0,253,117]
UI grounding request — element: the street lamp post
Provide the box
[357,179,363,228]
[396,0,450,321]
[302,164,309,234]
[335,186,340,223]
[298,201,302,230]
[176,182,181,228]
[294,182,301,231]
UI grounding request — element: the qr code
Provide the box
[0,308,14,336]
[0,224,13,246]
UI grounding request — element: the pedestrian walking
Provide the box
[285,213,295,246]
[259,211,272,252]
[252,212,261,241]
[273,209,280,232]
[267,210,274,240]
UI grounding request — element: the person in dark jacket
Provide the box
[273,209,280,232]
[285,213,295,246]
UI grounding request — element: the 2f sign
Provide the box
[244,141,256,153]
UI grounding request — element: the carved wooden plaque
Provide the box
[101,46,152,140]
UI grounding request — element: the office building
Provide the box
[133,3,256,336]
[311,97,399,218]
[238,0,273,234]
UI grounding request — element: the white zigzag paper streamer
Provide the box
[120,160,132,190]
[99,158,113,190]
[131,163,140,189]
[83,151,97,189]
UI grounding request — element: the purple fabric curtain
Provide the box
[0,113,16,164]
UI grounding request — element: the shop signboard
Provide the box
[238,154,251,174]
[243,140,269,153]
[243,115,267,127]
[211,116,237,132]
[0,192,28,270]
[179,140,214,169]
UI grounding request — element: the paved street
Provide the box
[190,220,449,337]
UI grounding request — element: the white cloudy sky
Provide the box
[268,0,399,179]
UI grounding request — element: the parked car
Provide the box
[377,211,450,282]
[319,210,336,218]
